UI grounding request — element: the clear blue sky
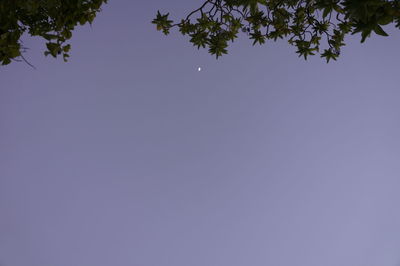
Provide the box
[1,1,400,266]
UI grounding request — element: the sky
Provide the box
[1,1,400,266]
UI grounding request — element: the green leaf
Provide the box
[250,30,265,45]
[378,15,393,25]
[321,49,338,63]
[373,25,389,36]
[63,44,71,52]
[360,29,371,43]
[323,7,332,18]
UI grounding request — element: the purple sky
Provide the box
[1,1,400,266]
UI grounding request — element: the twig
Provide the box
[20,53,36,69]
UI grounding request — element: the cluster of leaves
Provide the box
[0,0,107,66]
[153,0,400,62]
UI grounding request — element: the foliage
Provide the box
[0,0,107,66]
[153,0,400,62]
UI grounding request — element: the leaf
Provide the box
[321,49,338,63]
[360,29,371,43]
[250,30,265,45]
[378,15,393,25]
[43,33,58,40]
[323,7,332,18]
[62,44,71,52]
[373,25,389,36]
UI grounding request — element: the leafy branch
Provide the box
[0,0,107,66]
[153,0,400,62]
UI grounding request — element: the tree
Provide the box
[0,0,107,66]
[152,0,400,62]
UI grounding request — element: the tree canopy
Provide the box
[152,0,400,62]
[0,0,107,66]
